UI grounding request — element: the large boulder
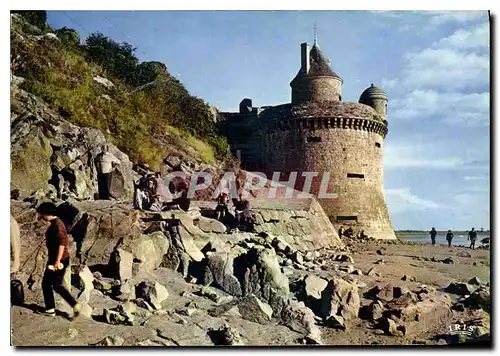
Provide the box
[241,247,291,315]
[135,281,169,310]
[235,294,273,325]
[207,325,245,346]
[364,283,414,302]
[207,245,247,297]
[468,277,483,286]
[206,245,290,315]
[195,216,227,234]
[119,231,169,276]
[11,124,53,196]
[11,86,136,199]
[320,277,360,323]
[281,300,322,344]
[303,275,328,300]
[75,265,94,304]
[10,201,51,301]
[68,201,141,265]
[383,293,452,336]
[464,286,490,312]
[109,248,134,282]
[445,282,476,296]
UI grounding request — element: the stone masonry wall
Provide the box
[251,203,343,251]
[257,104,395,240]
[291,76,342,104]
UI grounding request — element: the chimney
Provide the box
[301,42,310,74]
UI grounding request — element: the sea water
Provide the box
[397,233,490,247]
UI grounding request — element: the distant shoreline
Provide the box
[396,231,490,236]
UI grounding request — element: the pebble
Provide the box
[68,328,79,339]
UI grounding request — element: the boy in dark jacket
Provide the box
[36,202,81,318]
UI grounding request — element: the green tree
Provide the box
[84,32,138,83]
[55,27,80,48]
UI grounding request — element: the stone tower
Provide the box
[218,41,396,240]
[290,42,343,104]
[258,42,395,240]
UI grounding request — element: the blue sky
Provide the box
[47,10,490,230]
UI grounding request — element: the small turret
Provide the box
[290,42,343,104]
[359,83,388,118]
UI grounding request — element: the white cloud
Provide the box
[463,176,488,181]
[391,89,489,126]
[385,188,442,214]
[402,48,489,90]
[385,156,463,169]
[450,189,490,228]
[370,11,488,33]
[368,11,407,19]
[381,78,398,90]
[384,19,490,127]
[435,21,489,49]
[384,141,489,170]
[384,142,463,169]
[426,11,488,26]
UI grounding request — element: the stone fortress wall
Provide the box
[218,40,396,240]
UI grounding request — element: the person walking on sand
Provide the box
[36,202,81,318]
[429,227,437,246]
[468,227,477,250]
[446,230,454,248]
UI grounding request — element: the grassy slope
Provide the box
[10,13,229,171]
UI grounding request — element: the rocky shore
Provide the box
[10,199,490,346]
[9,11,490,348]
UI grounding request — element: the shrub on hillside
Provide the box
[11,10,49,32]
[55,27,80,47]
[11,23,230,169]
[85,32,138,85]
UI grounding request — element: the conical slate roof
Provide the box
[308,44,340,78]
[359,83,387,104]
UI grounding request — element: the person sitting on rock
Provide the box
[358,230,368,239]
[233,198,252,232]
[133,173,153,210]
[162,178,191,212]
[36,202,81,319]
[344,227,354,238]
[133,184,149,210]
[95,145,120,200]
[338,226,345,237]
[446,230,454,248]
[215,191,230,222]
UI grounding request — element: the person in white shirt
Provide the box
[95,145,120,200]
